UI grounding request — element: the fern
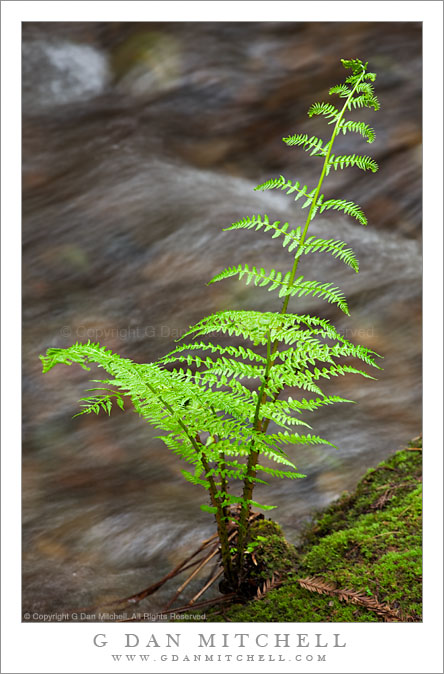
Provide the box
[225,214,362,263]
[319,198,367,225]
[41,58,381,592]
[209,265,350,314]
[282,133,328,156]
[327,153,379,174]
[308,101,341,123]
[339,119,375,143]
[297,236,359,271]
[255,176,318,213]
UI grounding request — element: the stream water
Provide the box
[22,22,422,619]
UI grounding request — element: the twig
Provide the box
[188,568,224,606]
[162,528,239,612]
[297,576,412,622]
[162,544,220,612]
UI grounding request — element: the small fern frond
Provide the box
[166,354,265,382]
[73,389,125,417]
[224,214,304,253]
[310,363,377,381]
[254,176,318,213]
[329,342,382,369]
[339,59,379,110]
[180,310,277,345]
[181,469,210,489]
[208,263,290,291]
[208,265,350,314]
[319,197,367,225]
[262,395,354,420]
[282,133,328,157]
[257,464,306,480]
[297,236,359,272]
[348,93,380,111]
[341,58,367,76]
[267,431,338,449]
[179,311,353,348]
[160,341,266,365]
[339,119,375,143]
[285,278,350,315]
[260,406,313,429]
[329,84,351,98]
[327,153,378,174]
[308,101,340,123]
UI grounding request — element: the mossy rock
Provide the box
[204,441,422,622]
[239,519,299,596]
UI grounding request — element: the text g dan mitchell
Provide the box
[93,632,346,649]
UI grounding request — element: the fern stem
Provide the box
[235,66,367,581]
[236,330,272,579]
[218,450,229,517]
[281,68,366,316]
[199,451,234,586]
[142,378,234,585]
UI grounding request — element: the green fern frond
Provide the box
[73,389,125,417]
[348,93,380,111]
[319,197,367,225]
[223,213,270,232]
[165,353,265,381]
[297,236,359,272]
[339,119,375,143]
[180,311,335,347]
[329,342,382,369]
[208,263,289,290]
[266,364,326,396]
[282,133,328,156]
[180,310,274,345]
[266,431,337,449]
[262,395,354,420]
[308,101,341,123]
[254,176,318,213]
[273,341,336,367]
[256,464,306,480]
[285,278,350,314]
[42,343,258,466]
[327,153,378,174]
[259,406,313,429]
[229,198,366,234]
[329,84,351,98]
[309,363,377,381]
[208,265,349,314]
[224,214,304,253]
[181,469,211,489]
[341,58,368,76]
[224,213,278,233]
[160,340,266,364]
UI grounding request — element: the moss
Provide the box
[204,443,422,622]
[209,582,381,623]
[302,443,422,546]
[244,519,299,583]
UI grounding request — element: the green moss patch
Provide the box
[205,440,422,622]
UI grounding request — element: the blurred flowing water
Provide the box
[22,22,422,618]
